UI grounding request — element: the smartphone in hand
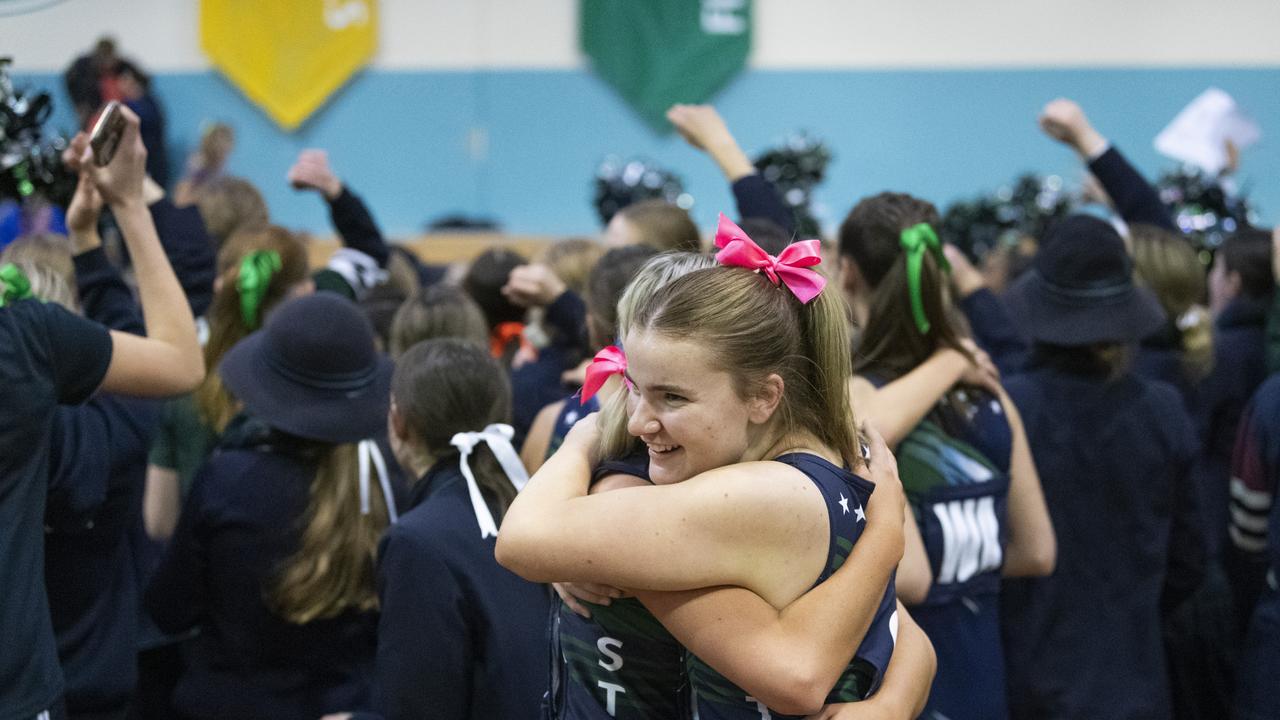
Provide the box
[89,101,126,167]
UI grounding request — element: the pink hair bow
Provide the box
[581,345,631,405]
[713,214,826,304]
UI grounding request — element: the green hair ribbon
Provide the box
[899,223,950,334]
[237,250,282,329]
[0,263,35,307]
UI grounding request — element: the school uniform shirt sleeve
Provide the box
[26,301,114,405]
[329,186,391,267]
[148,197,216,317]
[374,525,472,720]
[144,464,212,633]
[46,396,155,521]
[1087,145,1178,233]
[731,172,795,234]
[1226,381,1280,617]
[958,287,1030,375]
[73,246,145,335]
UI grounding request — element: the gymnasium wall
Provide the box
[4,0,1279,236]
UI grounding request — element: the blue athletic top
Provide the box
[546,396,599,462]
[548,453,691,720]
[891,384,1013,720]
[689,452,898,719]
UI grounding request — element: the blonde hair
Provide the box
[196,176,270,246]
[197,226,310,432]
[631,267,858,466]
[617,200,702,252]
[271,442,391,623]
[1130,224,1213,381]
[539,238,605,297]
[598,252,716,460]
[0,233,78,312]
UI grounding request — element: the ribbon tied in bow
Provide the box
[898,223,951,334]
[450,423,530,538]
[580,345,631,405]
[713,214,826,304]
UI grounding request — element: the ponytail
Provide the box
[271,442,391,623]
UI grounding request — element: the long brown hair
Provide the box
[839,192,972,380]
[391,339,518,520]
[629,264,861,469]
[271,441,392,623]
[196,226,309,432]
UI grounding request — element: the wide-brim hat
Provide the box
[1005,214,1165,346]
[220,292,392,444]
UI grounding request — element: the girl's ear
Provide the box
[388,396,409,442]
[748,373,785,425]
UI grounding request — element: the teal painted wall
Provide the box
[13,67,1280,236]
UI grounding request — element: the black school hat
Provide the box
[1005,214,1165,346]
[220,292,392,444]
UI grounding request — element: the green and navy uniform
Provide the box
[889,383,1013,720]
[689,452,898,719]
[547,454,690,719]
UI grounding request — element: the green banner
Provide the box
[582,0,751,131]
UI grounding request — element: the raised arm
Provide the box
[1039,98,1176,232]
[68,108,204,397]
[65,171,144,334]
[288,148,390,266]
[668,104,795,233]
[633,426,906,714]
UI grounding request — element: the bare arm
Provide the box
[895,512,932,605]
[497,423,823,591]
[804,604,936,720]
[520,400,562,474]
[999,392,1056,577]
[851,344,998,448]
[143,464,182,541]
[68,108,203,397]
[633,426,904,712]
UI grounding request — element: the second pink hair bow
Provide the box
[581,345,631,405]
[713,214,827,303]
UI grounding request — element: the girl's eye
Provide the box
[664,393,687,403]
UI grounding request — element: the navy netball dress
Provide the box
[688,453,898,719]
[547,454,690,719]
[893,386,1013,720]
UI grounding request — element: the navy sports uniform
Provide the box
[547,454,690,719]
[891,385,1013,720]
[689,453,898,719]
[546,397,599,461]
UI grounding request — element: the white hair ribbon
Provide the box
[358,439,399,523]
[449,423,530,538]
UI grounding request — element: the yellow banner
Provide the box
[201,0,377,130]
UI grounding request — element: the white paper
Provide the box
[1154,87,1261,175]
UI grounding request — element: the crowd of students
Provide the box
[1,91,1278,720]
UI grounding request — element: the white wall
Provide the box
[3,0,1279,73]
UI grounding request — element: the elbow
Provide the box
[896,569,931,606]
[1004,534,1057,578]
[494,525,551,583]
[753,668,830,717]
[1030,536,1057,576]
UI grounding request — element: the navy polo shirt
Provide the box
[0,300,112,720]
